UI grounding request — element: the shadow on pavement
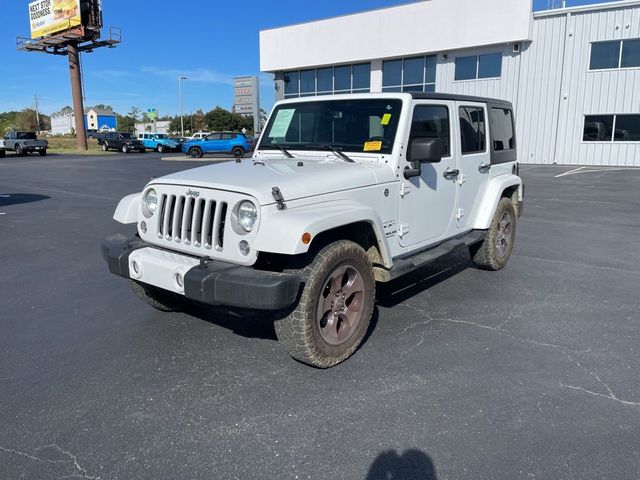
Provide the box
[366,449,437,480]
[0,193,50,207]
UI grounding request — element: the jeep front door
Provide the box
[398,102,458,248]
[455,102,491,229]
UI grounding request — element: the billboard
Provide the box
[29,0,82,39]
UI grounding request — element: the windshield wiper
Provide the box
[261,143,294,158]
[308,144,355,163]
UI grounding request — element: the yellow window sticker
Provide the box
[364,141,383,152]
[381,113,392,126]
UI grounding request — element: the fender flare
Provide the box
[253,200,393,268]
[113,193,141,224]
[473,174,523,229]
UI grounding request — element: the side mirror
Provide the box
[410,137,444,163]
[404,137,444,179]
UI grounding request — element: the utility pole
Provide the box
[34,95,40,131]
[178,76,188,137]
[68,41,88,150]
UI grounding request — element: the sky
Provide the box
[0,0,620,117]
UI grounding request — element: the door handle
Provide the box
[478,163,491,173]
[443,168,459,179]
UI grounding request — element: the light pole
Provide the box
[178,76,188,137]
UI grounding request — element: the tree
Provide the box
[16,109,38,131]
[204,107,254,133]
[168,116,183,134]
[192,109,206,132]
[117,114,136,133]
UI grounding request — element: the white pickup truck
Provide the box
[102,93,524,368]
[0,131,48,157]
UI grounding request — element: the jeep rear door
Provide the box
[397,100,458,247]
[455,102,491,229]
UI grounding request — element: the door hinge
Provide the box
[455,208,465,220]
[399,224,410,238]
[457,173,466,185]
[399,182,411,198]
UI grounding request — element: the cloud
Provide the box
[141,66,235,85]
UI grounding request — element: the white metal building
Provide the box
[260,0,640,166]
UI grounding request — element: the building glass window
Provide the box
[284,71,299,98]
[590,41,621,70]
[334,65,351,92]
[383,55,437,92]
[410,105,450,157]
[352,63,371,91]
[459,107,486,154]
[614,115,640,141]
[282,63,371,98]
[590,39,640,70]
[455,54,502,81]
[454,56,478,81]
[621,39,640,68]
[584,114,640,142]
[583,115,614,141]
[478,53,502,79]
[316,67,333,93]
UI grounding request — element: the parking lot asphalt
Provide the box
[1,153,639,480]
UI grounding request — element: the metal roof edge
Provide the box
[534,0,640,18]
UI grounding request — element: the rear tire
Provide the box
[232,147,245,159]
[130,280,183,312]
[0,150,5,158]
[15,144,24,156]
[189,147,203,158]
[274,240,375,368]
[101,143,108,152]
[470,197,517,270]
[158,145,164,153]
[122,144,129,154]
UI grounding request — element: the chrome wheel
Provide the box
[495,211,513,258]
[316,264,365,346]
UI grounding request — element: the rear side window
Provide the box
[410,105,450,156]
[490,108,515,151]
[459,107,486,154]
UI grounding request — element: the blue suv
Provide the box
[138,133,182,153]
[182,132,253,159]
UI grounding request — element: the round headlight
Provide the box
[237,200,257,232]
[143,188,158,217]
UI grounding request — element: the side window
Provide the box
[410,105,450,156]
[490,108,515,151]
[459,106,486,154]
[224,133,236,140]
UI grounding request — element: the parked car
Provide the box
[190,132,211,140]
[0,131,47,157]
[102,92,524,368]
[137,133,182,153]
[99,132,145,153]
[87,129,113,141]
[182,132,253,159]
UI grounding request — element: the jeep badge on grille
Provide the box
[186,189,200,198]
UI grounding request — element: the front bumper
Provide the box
[101,234,301,310]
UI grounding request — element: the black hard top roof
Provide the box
[409,92,513,108]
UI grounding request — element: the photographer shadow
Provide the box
[366,449,438,480]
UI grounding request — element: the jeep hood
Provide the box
[151,158,394,205]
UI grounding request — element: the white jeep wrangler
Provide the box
[102,93,523,368]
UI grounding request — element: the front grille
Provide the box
[157,194,228,250]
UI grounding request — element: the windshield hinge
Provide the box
[399,182,411,198]
[272,186,287,210]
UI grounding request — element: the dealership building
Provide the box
[260,0,640,166]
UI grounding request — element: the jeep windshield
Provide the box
[259,99,402,155]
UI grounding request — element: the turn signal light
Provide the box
[302,232,312,245]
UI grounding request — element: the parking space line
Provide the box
[555,166,640,178]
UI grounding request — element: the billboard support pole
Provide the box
[68,41,88,150]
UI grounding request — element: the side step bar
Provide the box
[385,230,485,281]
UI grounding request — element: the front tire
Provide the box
[274,240,375,368]
[39,149,47,156]
[189,147,203,158]
[470,197,517,270]
[232,147,245,159]
[129,281,183,312]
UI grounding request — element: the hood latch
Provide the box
[272,186,287,210]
